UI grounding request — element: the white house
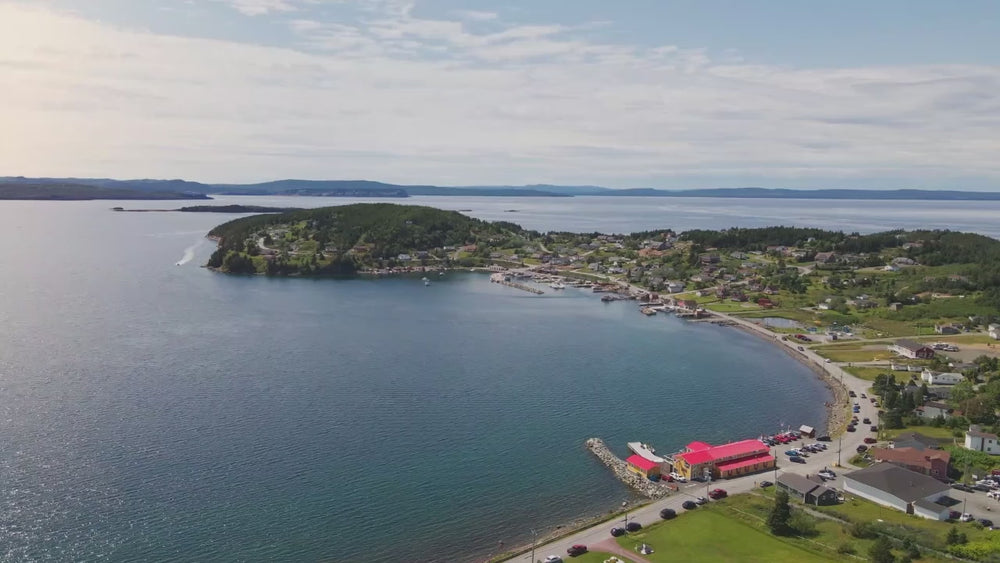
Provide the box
[920,369,963,385]
[890,339,935,359]
[966,425,1000,455]
[915,401,953,420]
[843,463,951,520]
[990,324,999,340]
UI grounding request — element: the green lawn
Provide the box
[704,300,763,313]
[733,309,818,324]
[573,552,634,563]
[881,425,961,442]
[917,334,996,345]
[842,366,889,381]
[615,501,840,562]
[812,349,895,362]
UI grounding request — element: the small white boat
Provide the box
[424,280,430,286]
[549,282,566,289]
[421,276,429,281]
[438,272,444,276]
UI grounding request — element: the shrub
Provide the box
[850,521,879,539]
[836,542,856,555]
[789,511,817,537]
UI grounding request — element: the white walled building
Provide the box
[920,370,964,386]
[966,426,1000,455]
[843,464,951,520]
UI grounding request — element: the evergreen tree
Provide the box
[767,490,792,535]
[869,536,895,563]
[946,526,961,545]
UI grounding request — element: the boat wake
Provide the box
[175,239,205,266]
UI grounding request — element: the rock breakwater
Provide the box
[586,438,673,499]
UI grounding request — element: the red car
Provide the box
[864,437,877,444]
[709,488,728,500]
[567,545,588,557]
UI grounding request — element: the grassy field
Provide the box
[842,366,890,381]
[881,425,961,442]
[860,318,937,338]
[573,551,634,563]
[733,309,819,324]
[812,349,895,362]
[615,504,840,562]
[917,334,997,345]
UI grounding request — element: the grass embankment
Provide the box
[813,349,895,363]
[842,366,889,381]
[881,425,960,442]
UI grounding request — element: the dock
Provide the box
[586,438,675,498]
[490,272,544,294]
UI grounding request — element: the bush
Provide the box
[850,521,879,539]
[789,511,817,537]
[836,542,856,555]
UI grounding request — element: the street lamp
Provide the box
[529,529,537,563]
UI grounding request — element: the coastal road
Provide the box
[500,309,879,563]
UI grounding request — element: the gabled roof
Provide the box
[686,441,713,452]
[625,455,659,472]
[676,439,769,466]
[871,447,950,467]
[894,339,932,352]
[777,473,835,497]
[892,432,940,451]
[845,463,949,502]
[716,453,774,472]
[967,425,998,440]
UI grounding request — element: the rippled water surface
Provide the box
[3,195,994,562]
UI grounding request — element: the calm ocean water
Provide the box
[1,196,996,562]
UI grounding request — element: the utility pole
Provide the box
[529,529,536,563]
[837,435,842,467]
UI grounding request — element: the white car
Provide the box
[818,471,836,481]
[669,472,687,483]
[961,513,975,522]
[544,556,563,563]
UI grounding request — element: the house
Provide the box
[843,463,951,520]
[920,369,963,386]
[989,324,999,340]
[934,324,961,335]
[776,473,839,506]
[889,302,904,311]
[870,447,950,481]
[814,252,838,264]
[893,257,918,266]
[666,281,685,293]
[672,439,774,480]
[889,339,935,359]
[625,454,661,480]
[396,253,412,261]
[915,401,953,420]
[799,425,816,438]
[891,432,941,451]
[965,425,1000,455]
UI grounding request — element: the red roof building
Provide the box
[626,454,661,479]
[673,439,774,480]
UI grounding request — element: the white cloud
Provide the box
[454,10,497,21]
[219,0,300,16]
[0,3,998,188]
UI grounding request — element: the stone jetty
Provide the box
[586,438,674,499]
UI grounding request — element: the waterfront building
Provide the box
[625,455,661,479]
[843,464,951,520]
[672,439,774,480]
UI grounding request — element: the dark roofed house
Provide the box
[776,473,839,506]
[814,252,838,264]
[843,464,950,520]
[870,447,950,481]
[889,339,935,359]
[890,432,941,451]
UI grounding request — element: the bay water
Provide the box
[2,196,997,562]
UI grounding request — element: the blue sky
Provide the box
[1,0,998,188]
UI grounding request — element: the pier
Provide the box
[489,272,544,294]
[585,438,674,498]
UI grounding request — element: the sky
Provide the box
[1,0,999,189]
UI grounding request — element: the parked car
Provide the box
[846,426,856,432]
[709,488,728,500]
[857,445,868,453]
[863,418,871,424]
[818,471,836,481]
[659,508,676,519]
[973,484,992,492]
[861,393,867,398]
[567,545,588,557]
[626,522,642,532]
[817,435,832,442]
[669,472,687,483]
[849,390,857,397]
[949,510,962,520]
[952,483,975,493]
[695,496,708,505]
[980,519,994,528]
[682,500,697,510]
[610,527,626,537]
[797,346,804,351]
[864,437,877,444]
[961,513,975,522]
[789,456,806,463]
[544,556,563,563]
[759,480,773,488]
[871,425,879,432]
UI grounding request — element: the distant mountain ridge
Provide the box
[3,176,1000,200]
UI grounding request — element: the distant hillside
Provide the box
[4,177,1000,200]
[0,181,210,200]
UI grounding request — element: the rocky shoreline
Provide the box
[585,438,674,499]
